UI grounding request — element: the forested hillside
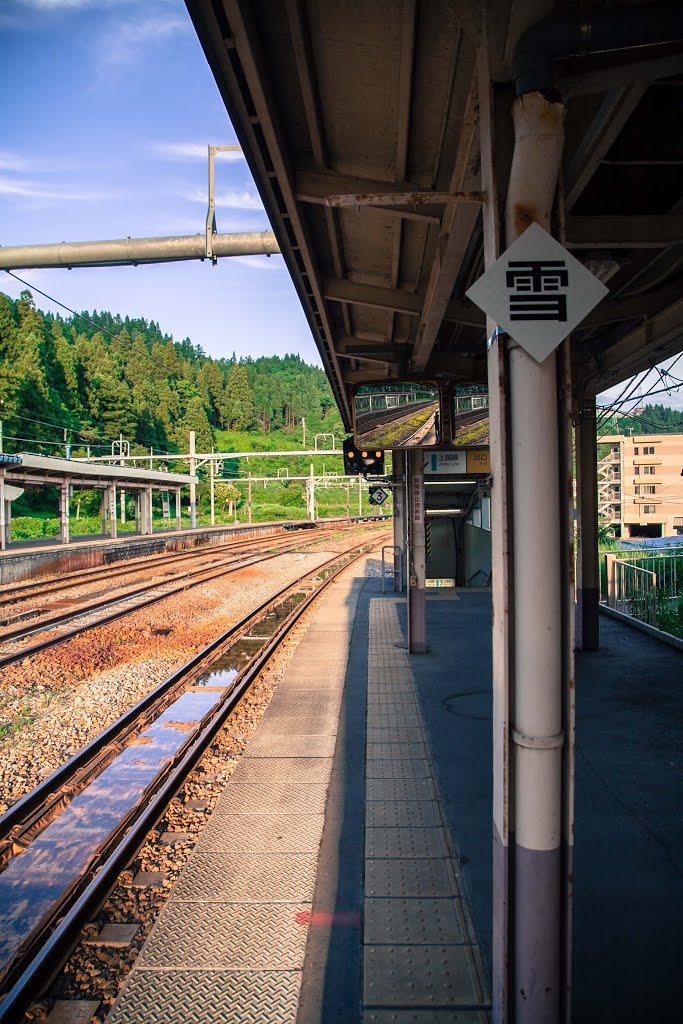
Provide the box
[0,290,342,458]
[599,403,683,435]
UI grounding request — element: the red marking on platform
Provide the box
[295,910,360,927]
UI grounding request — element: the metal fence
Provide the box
[603,549,682,628]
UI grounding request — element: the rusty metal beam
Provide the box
[325,190,485,207]
[323,276,483,327]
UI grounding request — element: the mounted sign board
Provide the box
[368,485,389,506]
[3,485,24,501]
[425,452,466,475]
[467,450,490,474]
[424,450,490,475]
[412,475,424,524]
[426,578,456,588]
[465,223,609,363]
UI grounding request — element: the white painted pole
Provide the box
[60,481,70,544]
[358,476,362,516]
[248,472,252,524]
[210,454,216,526]
[309,462,315,521]
[505,91,566,1024]
[393,450,406,591]
[109,486,117,540]
[120,488,126,524]
[175,487,182,530]
[0,472,6,551]
[407,449,427,653]
[189,431,196,529]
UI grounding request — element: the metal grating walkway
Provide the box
[106,570,366,1024]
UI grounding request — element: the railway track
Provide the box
[0,534,384,1021]
[0,524,363,669]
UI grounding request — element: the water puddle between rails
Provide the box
[0,577,324,976]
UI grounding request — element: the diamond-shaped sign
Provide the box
[465,223,609,363]
[368,485,389,506]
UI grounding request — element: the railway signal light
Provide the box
[343,437,385,476]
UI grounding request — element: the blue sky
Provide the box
[0,0,315,363]
[1,0,681,414]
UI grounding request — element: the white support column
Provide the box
[120,488,126,524]
[60,481,70,544]
[100,490,108,537]
[134,491,141,533]
[248,471,252,524]
[358,475,362,516]
[393,450,406,591]
[0,472,6,552]
[407,449,427,653]
[4,498,11,548]
[189,430,197,529]
[146,486,154,535]
[175,487,182,530]
[109,485,117,540]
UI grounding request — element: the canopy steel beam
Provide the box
[323,277,484,327]
[410,78,481,372]
[586,294,683,395]
[565,214,683,249]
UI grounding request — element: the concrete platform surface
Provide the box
[105,572,681,1023]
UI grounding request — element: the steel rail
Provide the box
[0,537,383,1021]
[0,529,330,640]
[0,527,292,604]
[0,527,357,668]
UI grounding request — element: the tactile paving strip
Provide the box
[363,945,482,1006]
[364,897,466,945]
[365,826,448,860]
[366,801,441,829]
[363,598,490,1020]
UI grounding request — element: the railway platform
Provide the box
[105,560,681,1024]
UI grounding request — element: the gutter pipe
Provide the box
[0,231,280,271]
[500,6,683,1024]
[513,3,683,96]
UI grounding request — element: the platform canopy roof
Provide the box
[185,0,683,428]
[2,453,197,489]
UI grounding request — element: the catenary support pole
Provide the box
[0,472,5,552]
[575,397,600,649]
[60,481,70,545]
[309,462,315,521]
[109,486,117,541]
[189,431,197,529]
[407,448,427,653]
[358,476,362,516]
[393,450,406,591]
[210,456,215,526]
[248,472,252,525]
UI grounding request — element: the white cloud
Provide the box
[232,255,283,272]
[149,142,244,162]
[185,187,265,211]
[99,13,190,71]
[0,152,28,172]
[0,174,114,202]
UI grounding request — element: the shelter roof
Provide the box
[186,0,683,427]
[2,453,196,489]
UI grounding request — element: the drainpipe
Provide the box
[512,4,683,97]
[503,9,683,1022]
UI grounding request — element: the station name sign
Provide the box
[425,450,490,475]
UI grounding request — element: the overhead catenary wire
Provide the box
[4,269,128,346]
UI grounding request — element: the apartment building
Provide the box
[599,433,683,538]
